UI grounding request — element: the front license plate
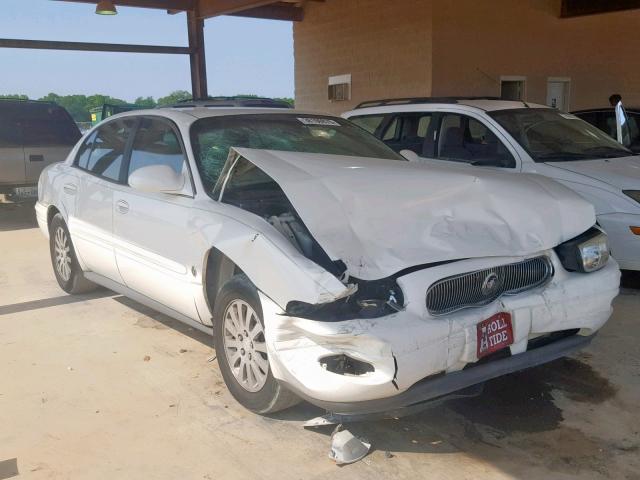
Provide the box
[476,312,514,359]
[13,186,38,198]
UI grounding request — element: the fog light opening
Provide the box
[320,354,374,376]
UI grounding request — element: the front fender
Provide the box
[192,203,350,310]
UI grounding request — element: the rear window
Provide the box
[0,102,80,147]
[190,113,403,192]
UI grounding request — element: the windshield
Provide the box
[489,108,632,162]
[190,113,404,191]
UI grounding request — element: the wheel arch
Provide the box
[47,205,61,230]
[202,246,244,318]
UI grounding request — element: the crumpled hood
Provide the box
[546,156,640,190]
[232,148,596,280]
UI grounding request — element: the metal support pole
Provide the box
[187,10,208,100]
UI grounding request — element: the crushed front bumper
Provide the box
[290,331,593,416]
[261,252,619,415]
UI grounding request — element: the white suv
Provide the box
[344,98,640,271]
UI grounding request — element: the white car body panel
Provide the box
[35,107,620,411]
[232,147,594,279]
[344,102,640,270]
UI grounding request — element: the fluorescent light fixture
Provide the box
[95,0,117,15]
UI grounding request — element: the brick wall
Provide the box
[294,0,433,114]
[294,0,640,113]
[431,0,640,110]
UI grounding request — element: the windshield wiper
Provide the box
[582,146,631,158]
[536,152,591,161]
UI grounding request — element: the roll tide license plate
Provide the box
[477,312,514,358]
[13,186,38,198]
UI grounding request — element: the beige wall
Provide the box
[431,0,640,110]
[294,0,640,113]
[294,0,433,114]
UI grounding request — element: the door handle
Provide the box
[116,200,130,214]
[63,183,77,195]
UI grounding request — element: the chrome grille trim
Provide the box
[426,256,554,316]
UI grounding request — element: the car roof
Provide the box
[573,107,640,114]
[96,107,335,126]
[160,96,293,109]
[344,97,549,116]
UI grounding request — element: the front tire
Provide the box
[49,213,96,294]
[213,274,300,414]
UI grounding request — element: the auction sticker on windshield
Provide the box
[477,312,514,358]
[298,117,341,126]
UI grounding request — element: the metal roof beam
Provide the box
[228,3,303,21]
[0,38,190,54]
[53,0,195,11]
[196,0,278,17]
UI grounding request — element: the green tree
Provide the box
[157,90,192,106]
[274,97,294,107]
[134,96,156,108]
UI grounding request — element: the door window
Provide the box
[128,118,186,177]
[382,117,399,141]
[349,115,385,134]
[0,107,22,147]
[76,132,96,169]
[380,113,433,154]
[79,118,136,182]
[437,113,515,168]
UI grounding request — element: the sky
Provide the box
[0,0,295,101]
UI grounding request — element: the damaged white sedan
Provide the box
[35,107,620,417]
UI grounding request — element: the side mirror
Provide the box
[128,164,185,194]
[400,149,421,162]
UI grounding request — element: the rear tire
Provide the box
[213,274,300,414]
[49,213,97,294]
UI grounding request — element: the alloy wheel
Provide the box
[54,226,72,282]
[222,299,269,392]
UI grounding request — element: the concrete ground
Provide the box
[1,199,639,480]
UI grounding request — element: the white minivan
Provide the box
[344,98,640,271]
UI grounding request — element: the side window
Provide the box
[0,107,22,147]
[128,118,186,177]
[83,118,135,181]
[349,115,385,134]
[75,132,96,169]
[628,112,640,146]
[382,117,399,141]
[20,105,81,146]
[377,113,433,154]
[600,112,618,139]
[437,114,515,168]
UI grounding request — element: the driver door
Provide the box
[112,117,200,321]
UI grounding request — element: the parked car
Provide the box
[573,105,640,153]
[0,99,81,198]
[344,98,640,271]
[35,107,619,417]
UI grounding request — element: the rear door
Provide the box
[21,103,81,184]
[72,117,136,283]
[0,103,26,187]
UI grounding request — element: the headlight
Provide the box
[555,227,610,273]
[623,190,640,204]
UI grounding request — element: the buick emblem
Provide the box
[481,272,500,296]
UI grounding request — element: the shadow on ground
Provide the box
[0,199,38,231]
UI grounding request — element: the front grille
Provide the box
[426,256,553,316]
